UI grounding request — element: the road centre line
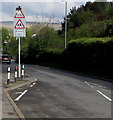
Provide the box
[99,86,106,89]
[84,81,94,88]
[15,90,28,101]
[88,82,106,89]
[96,90,112,102]
[84,81,112,102]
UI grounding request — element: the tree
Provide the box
[2,27,10,44]
[61,1,113,39]
[39,26,64,49]
[1,27,10,53]
[7,37,17,57]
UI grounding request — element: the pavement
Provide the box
[2,63,26,119]
[2,89,19,119]
[2,62,36,119]
[2,62,19,119]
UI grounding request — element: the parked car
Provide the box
[1,54,11,64]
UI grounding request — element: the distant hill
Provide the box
[0,21,61,30]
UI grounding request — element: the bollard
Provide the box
[14,66,18,82]
[21,65,25,80]
[7,66,11,84]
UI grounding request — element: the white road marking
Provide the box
[30,82,36,88]
[96,90,112,102]
[84,81,94,88]
[90,83,99,86]
[15,90,28,101]
[98,86,106,89]
[15,92,22,95]
[34,79,38,81]
[88,82,106,89]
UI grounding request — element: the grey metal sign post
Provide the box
[13,6,26,79]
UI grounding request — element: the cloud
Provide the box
[2,0,60,2]
[0,3,2,21]
[2,2,63,16]
[26,15,63,23]
[2,2,77,22]
[2,0,111,22]
[1,0,111,2]
[3,0,108,2]
[2,12,13,21]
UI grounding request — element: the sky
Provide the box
[0,0,112,22]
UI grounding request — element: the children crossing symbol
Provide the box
[14,19,25,29]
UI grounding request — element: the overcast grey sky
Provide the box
[1,0,111,22]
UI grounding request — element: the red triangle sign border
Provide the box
[14,10,25,18]
[14,19,25,29]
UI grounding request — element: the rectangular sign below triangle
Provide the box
[14,19,25,29]
[14,29,26,37]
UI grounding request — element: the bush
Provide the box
[21,36,113,79]
[38,48,63,64]
[74,21,107,38]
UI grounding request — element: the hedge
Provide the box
[38,38,113,78]
[61,38,113,78]
[37,48,63,64]
[21,37,113,79]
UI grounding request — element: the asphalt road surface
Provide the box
[2,62,112,119]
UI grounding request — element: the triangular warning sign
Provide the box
[14,10,25,18]
[14,19,25,29]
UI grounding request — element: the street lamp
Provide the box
[64,1,67,49]
[61,0,68,49]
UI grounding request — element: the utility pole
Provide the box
[65,1,67,49]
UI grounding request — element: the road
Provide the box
[2,62,112,118]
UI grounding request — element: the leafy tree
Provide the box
[61,1,113,39]
[2,27,10,43]
[104,20,113,37]
[20,25,64,63]
[1,27,10,53]
[39,26,64,49]
[7,37,17,57]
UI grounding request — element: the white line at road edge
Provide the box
[84,81,94,88]
[15,90,28,101]
[96,90,112,102]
